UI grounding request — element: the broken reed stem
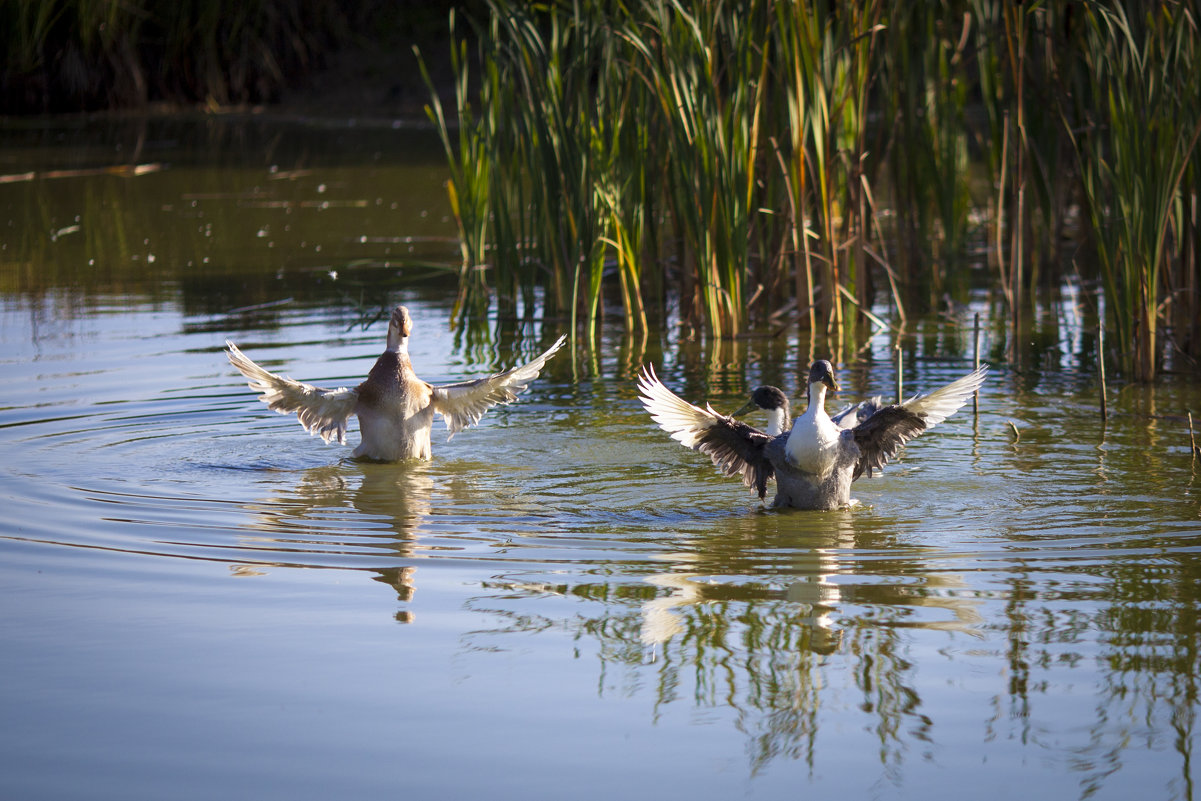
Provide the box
[973,312,981,416]
[1098,323,1108,420]
[996,113,1011,308]
[895,344,903,404]
[1190,412,1199,462]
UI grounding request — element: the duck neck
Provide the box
[386,327,409,354]
[803,381,828,420]
[785,380,841,473]
[764,405,790,436]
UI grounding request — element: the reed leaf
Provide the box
[413,0,1201,376]
[1068,1,1201,381]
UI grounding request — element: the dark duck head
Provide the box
[731,386,791,436]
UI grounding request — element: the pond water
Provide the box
[2,114,1201,801]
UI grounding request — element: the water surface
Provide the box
[2,114,1201,801]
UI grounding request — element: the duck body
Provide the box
[765,434,856,510]
[352,348,436,461]
[228,305,566,462]
[637,359,988,510]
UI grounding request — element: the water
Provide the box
[3,114,1201,801]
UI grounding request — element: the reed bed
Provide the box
[418,0,1200,380]
[2,0,347,110]
[8,1,1198,379]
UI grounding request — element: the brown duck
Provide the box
[227,306,566,461]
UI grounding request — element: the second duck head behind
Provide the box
[731,386,791,437]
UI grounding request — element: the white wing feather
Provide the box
[226,341,359,445]
[430,335,568,437]
[902,365,989,428]
[636,364,722,447]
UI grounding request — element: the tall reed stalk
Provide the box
[415,13,491,322]
[622,0,769,338]
[418,0,1201,379]
[1068,2,1201,382]
[772,0,883,336]
[880,0,972,312]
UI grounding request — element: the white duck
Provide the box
[637,359,988,510]
[227,305,566,461]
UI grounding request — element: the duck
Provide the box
[227,305,567,461]
[637,359,988,510]
[730,386,792,436]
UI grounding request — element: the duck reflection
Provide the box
[466,504,987,774]
[640,546,844,657]
[245,460,435,612]
[631,511,978,771]
[250,461,434,544]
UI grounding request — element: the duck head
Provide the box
[386,306,414,352]
[807,360,840,393]
[732,386,791,436]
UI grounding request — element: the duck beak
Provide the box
[731,398,759,418]
[393,306,413,338]
[823,374,840,393]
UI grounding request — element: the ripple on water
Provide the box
[2,311,1200,623]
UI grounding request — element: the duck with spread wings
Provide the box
[637,360,987,510]
[227,305,566,461]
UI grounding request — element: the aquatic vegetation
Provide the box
[20,1,1193,379]
[1067,2,1201,382]
[2,0,345,110]
[415,0,1200,380]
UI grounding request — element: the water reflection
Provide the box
[247,461,434,613]
[252,461,434,545]
[460,506,998,774]
[638,568,842,654]
[639,512,857,654]
[5,116,1201,800]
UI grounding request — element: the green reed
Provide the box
[418,0,1200,378]
[625,0,770,338]
[879,0,974,312]
[415,11,492,322]
[1068,2,1201,382]
[771,0,884,336]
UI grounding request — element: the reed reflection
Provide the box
[465,507,993,774]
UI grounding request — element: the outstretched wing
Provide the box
[852,365,988,479]
[226,341,359,445]
[636,365,776,499]
[430,335,568,437]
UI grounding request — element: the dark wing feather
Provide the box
[637,365,776,499]
[692,418,776,499]
[850,365,988,479]
[851,406,926,479]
